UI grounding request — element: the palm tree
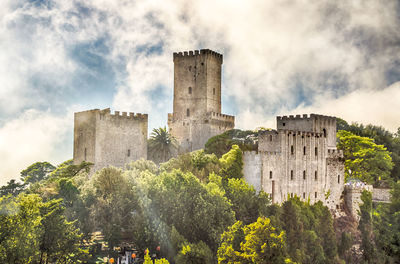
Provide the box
[148,127,178,163]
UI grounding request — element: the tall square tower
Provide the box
[168,49,235,152]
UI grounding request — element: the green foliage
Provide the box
[358,190,375,263]
[160,150,221,182]
[210,174,270,224]
[205,129,258,157]
[148,127,178,164]
[145,170,235,252]
[144,249,170,264]
[49,160,92,179]
[218,217,294,264]
[337,130,393,186]
[337,119,400,183]
[0,194,88,263]
[219,145,243,180]
[0,179,25,197]
[20,161,56,185]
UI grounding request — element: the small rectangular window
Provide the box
[303,146,306,155]
[303,192,305,199]
[290,170,294,180]
[84,148,87,161]
[315,192,317,199]
[303,170,306,180]
[269,171,273,179]
[291,145,294,155]
[187,109,190,117]
[338,175,340,184]
[128,149,131,157]
[315,171,318,181]
[213,88,215,95]
[315,147,318,156]
[188,87,192,94]
[290,193,293,198]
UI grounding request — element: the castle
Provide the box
[73,49,347,211]
[243,114,344,211]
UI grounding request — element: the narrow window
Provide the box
[269,171,273,179]
[315,192,317,199]
[84,148,87,161]
[291,145,294,155]
[303,192,305,199]
[188,87,192,94]
[315,147,318,156]
[128,149,131,157]
[283,122,286,126]
[290,193,293,198]
[187,109,190,117]
[213,88,215,95]
[338,175,340,184]
[303,146,306,155]
[290,170,294,180]
[323,128,327,137]
[270,135,272,141]
[303,170,306,180]
[315,171,318,181]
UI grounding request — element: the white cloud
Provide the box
[0,110,71,185]
[1,0,400,185]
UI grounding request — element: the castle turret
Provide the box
[168,49,234,152]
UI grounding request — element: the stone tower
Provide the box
[168,49,235,152]
[73,108,148,172]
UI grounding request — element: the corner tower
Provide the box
[168,49,235,152]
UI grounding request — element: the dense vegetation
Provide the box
[1,118,400,263]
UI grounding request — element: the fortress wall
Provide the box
[243,151,262,192]
[73,109,148,173]
[73,110,97,165]
[372,188,391,202]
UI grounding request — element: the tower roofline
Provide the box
[173,49,223,63]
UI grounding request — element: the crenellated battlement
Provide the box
[208,111,235,121]
[173,49,223,63]
[76,108,148,121]
[327,149,344,158]
[277,113,335,122]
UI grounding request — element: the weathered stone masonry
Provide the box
[168,49,235,153]
[243,114,345,211]
[73,108,148,172]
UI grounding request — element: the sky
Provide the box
[1,0,400,185]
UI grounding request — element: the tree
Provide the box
[217,217,294,264]
[358,190,375,263]
[219,145,243,180]
[0,179,25,197]
[148,127,178,163]
[337,130,393,186]
[20,161,55,185]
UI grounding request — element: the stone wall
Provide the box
[243,115,345,211]
[73,108,148,173]
[344,183,373,220]
[372,188,391,203]
[169,49,234,153]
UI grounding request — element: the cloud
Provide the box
[0,110,71,185]
[1,0,400,184]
